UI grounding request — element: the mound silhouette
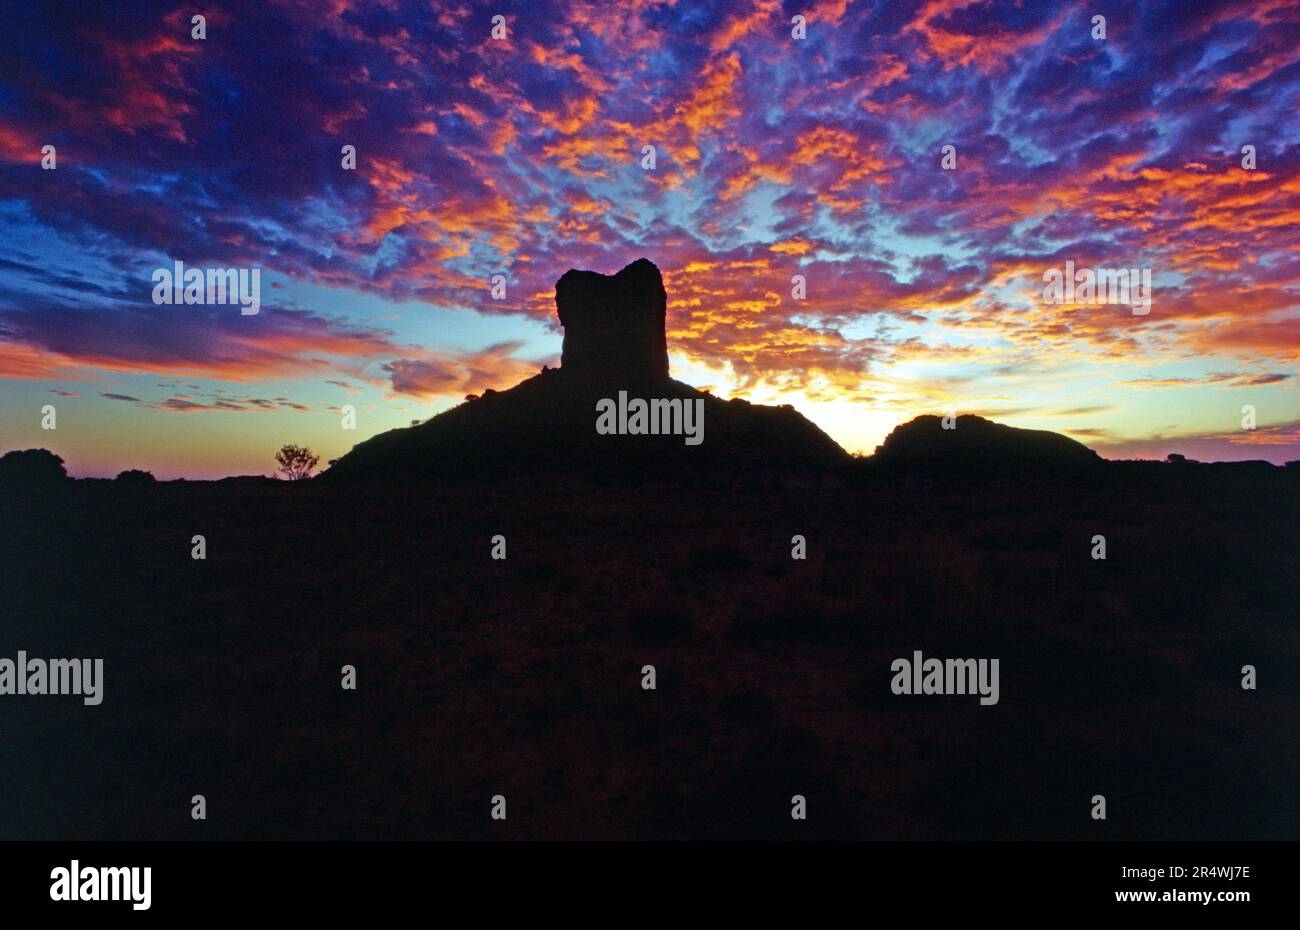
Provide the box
[872,414,1103,474]
[325,259,848,482]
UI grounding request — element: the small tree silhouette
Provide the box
[0,448,67,485]
[275,443,319,480]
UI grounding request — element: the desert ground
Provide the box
[2,469,1297,839]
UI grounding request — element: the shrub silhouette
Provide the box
[115,469,156,484]
[0,448,68,485]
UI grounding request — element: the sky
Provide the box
[0,0,1298,478]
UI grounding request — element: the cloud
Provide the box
[1053,405,1115,416]
[382,342,554,399]
[1118,372,1293,389]
[152,394,313,413]
[99,390,317,414]
[0,293,400,383]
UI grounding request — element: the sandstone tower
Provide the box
[324,256,849,481]
[555,258,669,380]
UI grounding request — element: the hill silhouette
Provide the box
[325,258,1131,484]
[325,258,848,482]
[871,415,1103,475]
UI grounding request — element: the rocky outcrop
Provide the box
[556,258,668,380]
[323,258,849,482]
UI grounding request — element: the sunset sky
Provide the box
[1,0,1298,478]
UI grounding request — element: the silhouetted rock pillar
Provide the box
[555,258,669,380]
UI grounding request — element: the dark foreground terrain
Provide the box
[2,469,1297,840]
